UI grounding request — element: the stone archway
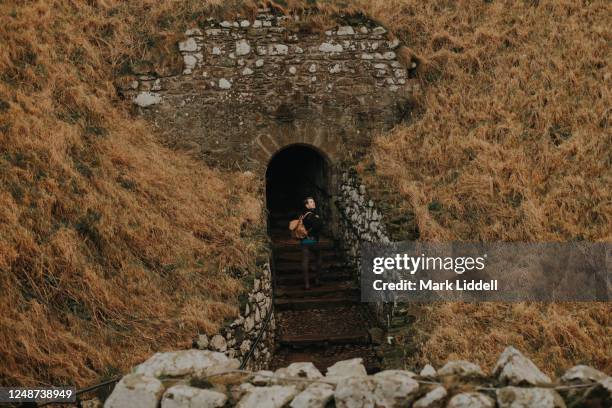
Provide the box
[265,144,332,239]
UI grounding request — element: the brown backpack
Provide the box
[288,212,312,239]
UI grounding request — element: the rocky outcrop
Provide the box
[104,347,611,407]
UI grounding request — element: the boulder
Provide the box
[561,365,607,383]
[372,370,419,407]
[237,385,298,408]
[493,346,551,385]
[438,360,485,377]
[104,374,164,408]
[275,362,323,390]
[133,350,238,379]
[413,386,447,408]
[447,392,495,408]
[334,376,375,408]
[161,385,227,408]
[419,364,437,377]
[290,383,334,408]
[326,358,367,378]
[496,387,565,408]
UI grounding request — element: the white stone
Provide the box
[290,383,334,408]
[447,392,494,408]
[334,376,375,408]
[319,42,343,53]
[438,360,485,377]
[151,79,162,91]
[337,26,355,35]
[244,314,255,331]
[372,27,387,35]
[183,54,197,72]
[211,46,221,55]
[161,385,227,408]
[130,80,139,89]
[329,64,341,73]
[496,387,565,408]
[179,37,199,52]
[394,68,406,78]
[134,350,238,378]
[206,29,223,36]
[251,370,274,386]
[220,21,232,28]
[210,334,228,351]
[383,51,396,59]
[185,28,202,36]
[253,20,262,28]
[494,346,551,385]
[361,53,374,60]
[133,92,161,107]
[294,46,304,54]
[240,20,250,27]
[388,38,400,48]
[237,385,297,408]
[242,67,254,76]
[236,39,251,56]
[269,44,288,55]
[104,374,164,408]
[326,358,367,378]
[289,66,297,74]
[419,364,436,377]
[359,26,368,34]
[308,64,317,73]
[561,365,608,383]
[218,79,232,90]
[373,370,419,407]
[325,30,333,36]
[374,63,387,69]
[256,59,264,67]
[194,334,208,349]
[413,386,447,408]
[263,21,272,27]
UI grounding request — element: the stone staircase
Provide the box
[267,212,381,373]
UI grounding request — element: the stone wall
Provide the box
[103,346,611,408]
[336,169,392,324]
[193,262,274,371]
[120,9,415,173]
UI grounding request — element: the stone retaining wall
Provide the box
[336,169,391,324]
[193,262,274,371]
[104,346,611,407]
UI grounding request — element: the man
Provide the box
[300,196,323,289]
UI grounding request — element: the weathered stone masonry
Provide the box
[122,11,415,173]
[193,262,275,371]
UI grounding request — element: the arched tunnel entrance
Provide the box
[265,144,331,239]
[265,145,381,373]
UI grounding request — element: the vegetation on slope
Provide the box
[352,0,611,374]
[1,0,609,387]
[0,0,266,386]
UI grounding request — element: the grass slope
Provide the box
[0,0,266,386]
[354,0,611,374]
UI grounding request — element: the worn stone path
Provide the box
[268,213,381,373]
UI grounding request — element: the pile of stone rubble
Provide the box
[103,346,610,407]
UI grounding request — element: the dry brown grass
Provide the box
[0,0,267,387]
[350,0,611,374]
[1,0,610,386]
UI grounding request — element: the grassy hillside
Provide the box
[0,0,267,386]
[1,0,609,387]
[353,0,611,374]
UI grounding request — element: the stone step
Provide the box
[275,272,353,286]
[278,332,370,346]
[275,282,358,298]
[274,294,360,311]
[274,260,345,272]
[274,251,340,262]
